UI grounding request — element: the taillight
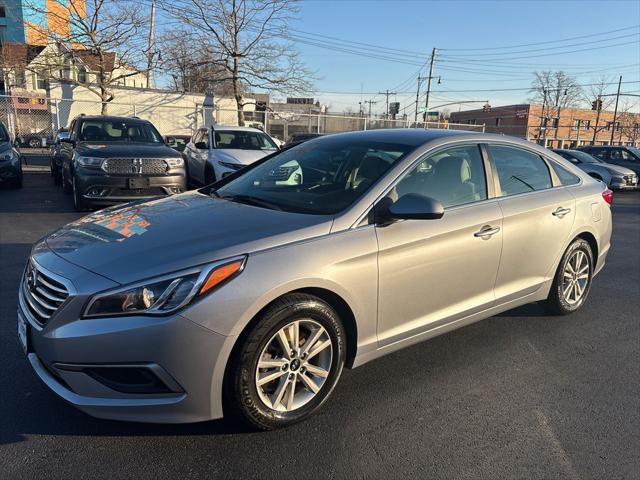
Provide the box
[602,189,613,205]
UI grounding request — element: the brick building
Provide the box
[450,104,640,148]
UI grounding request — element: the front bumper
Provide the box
[19,251,233,423]
[76,166,187,205]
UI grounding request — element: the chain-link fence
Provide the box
[0,95,485,151]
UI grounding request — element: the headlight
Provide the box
[1,151,18,163]
[218,160,244,171]
[76,156,104,169]
[165,157,184,168]
[83,256,246,318]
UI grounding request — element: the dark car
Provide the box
[16,129,54,148]
[60,116,187,211]
[286,132,324,146]
[165,135,191,153]
[49,128,69,185]
[0,122,23,188]
[577,145,640,175]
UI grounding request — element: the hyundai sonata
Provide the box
[18,129,612,429]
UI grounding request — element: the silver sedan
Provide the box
[19,130,612,429]
[553,148,638,190]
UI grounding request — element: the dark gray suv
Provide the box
[60,116,187,211]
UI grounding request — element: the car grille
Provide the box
[109,187,167,197]
[102,158,168,175]
[21,261,70,326]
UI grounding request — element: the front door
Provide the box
[376,144,503,346]
[488,144,576,302]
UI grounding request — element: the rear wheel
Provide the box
[542,238,594,315]
[226,293,346,430]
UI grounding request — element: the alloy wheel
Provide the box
[562,250,590,305]
[255,319,333,412]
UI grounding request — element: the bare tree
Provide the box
[583,76,616,145]
[160,0,313,125]
[617,100,640,146]
[23,0,151,113]
[529,71,582,141]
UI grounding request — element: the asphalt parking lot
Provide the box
[1,170,639,479]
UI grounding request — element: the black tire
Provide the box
[542,238,594,315]
[28,138,41,148]
[72,175,89,211]
[62,168,72,194]
[226,293,346,430]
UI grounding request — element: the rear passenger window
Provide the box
[549,161,580,186]
[395,144,487,208]
[489,145,552,196]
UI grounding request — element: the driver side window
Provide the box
[394,144,488,209]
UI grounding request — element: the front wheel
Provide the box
[72,175,89,211]
[542,238,594,315]
[226,293,346,430]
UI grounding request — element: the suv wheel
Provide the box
[28,138,41,148]
[543,238,594,315]
[72,175,89,211]
[226,293,345,430]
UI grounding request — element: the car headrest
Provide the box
[434,156,471,183]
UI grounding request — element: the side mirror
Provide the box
[384,193,444,221]
[60,136,74,144]
[194,141,207,150]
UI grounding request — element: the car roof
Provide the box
[76,115,152,124]
[210,125,266,132]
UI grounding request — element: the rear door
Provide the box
[488,144,576,302]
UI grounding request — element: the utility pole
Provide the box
[610,75,622,145]
[414,75,426,124]
[364,99,377,118]
[592,95,602,145]
[378,90,397,119]
[146,0,156,88]
[422,48,437,122]
[538,88,548,146]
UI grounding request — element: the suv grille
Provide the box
[103,158,168,175]
[21,261,70,326]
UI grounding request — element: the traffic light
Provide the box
[482,103,491,112]
[389,102,400,115]
[591,99,602,111]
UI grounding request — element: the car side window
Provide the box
[489,145,552,196]
[394,144,487,209]
[610,149,632,161]
[591,149,608,161]
[549,161,580,186]
[68,120,77,141]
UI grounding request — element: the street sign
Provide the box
[417,107,427,113]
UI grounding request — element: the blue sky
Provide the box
[286,0,640,115]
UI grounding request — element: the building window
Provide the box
[541,117,549,128]
[14,71,26,88]
[551,117,559,128]
[34,72,48,90]
[495,117,501,126]
[77,67,87,83]
[0,6,6,17]
[583,120,590,130]
[573,119,581,129]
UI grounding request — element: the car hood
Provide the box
[600,163,636,175]
[213,148,274,165]
[43,191,333,284]
[76,142,182,158]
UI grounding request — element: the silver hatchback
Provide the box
[18,129,612,429]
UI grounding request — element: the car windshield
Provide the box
[215,137,414,214]
[79,120,163,143]
[214,130,277,151]
[628,147,640,158]
[568,150,602,164]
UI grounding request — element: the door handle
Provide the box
[552,207,571,218]
[474,225,501,238]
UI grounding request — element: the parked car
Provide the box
[165,135,191,153]
[184,125,278,184]
[577,145,640,176]
[59,115,187,211]
[16,129,54,148]
[49,128,69,185]
[287,132,324,146]
[0,122,22,188]
[553,149,637,190]
[18,130,612,430]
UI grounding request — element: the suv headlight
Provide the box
[1,150,18,164]
[165,157,184,168]
[83,256,246,318]
[76,156,104,169]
